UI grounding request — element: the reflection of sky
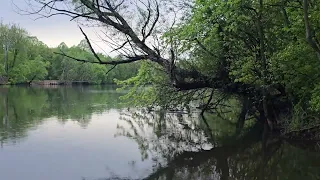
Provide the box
[1,0,113,54]
[0,111,152,180]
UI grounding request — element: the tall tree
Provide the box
[24,0,320,131]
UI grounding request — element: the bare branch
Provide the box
[141,1,152,39]
[201,89,214,115]
[78,26,102,63]
[114,0,125,10]
[34,12,74,20]
[110,40,129,53]
[106,65,117,75]
[143,1,160,42]
[96,31,133,56]
[55,50,147,65]
[70,12,95,21]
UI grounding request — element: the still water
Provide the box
[0,86,319,180]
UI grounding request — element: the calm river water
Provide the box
[0,86,319,180]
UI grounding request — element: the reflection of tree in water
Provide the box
[117,108,212,164]
[0,87,48,146]
[116,108,320,180]
[0,86,125,145]
[1,87,319,180]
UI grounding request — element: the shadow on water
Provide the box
[0,86,319,180]
[115,108,320,180]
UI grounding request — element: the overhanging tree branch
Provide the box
[78,26,102,63]
[27,0,263,98]
[106,65,117,75]
[55,50,147,65]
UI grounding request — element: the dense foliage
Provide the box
[116,0,320,132]
[4,0,320,133]
[0,23,140,84]
[172,0,320,132]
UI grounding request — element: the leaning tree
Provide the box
[20,0,320,132]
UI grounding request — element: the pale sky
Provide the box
[0,0,110,54]
[0,0,182,57]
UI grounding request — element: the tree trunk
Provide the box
[303,0,320,60]
[236,97,249,134]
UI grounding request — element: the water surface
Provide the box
[0,86,319,180]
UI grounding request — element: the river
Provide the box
[0,86,319,180]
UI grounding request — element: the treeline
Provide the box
[0,23,140,84]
